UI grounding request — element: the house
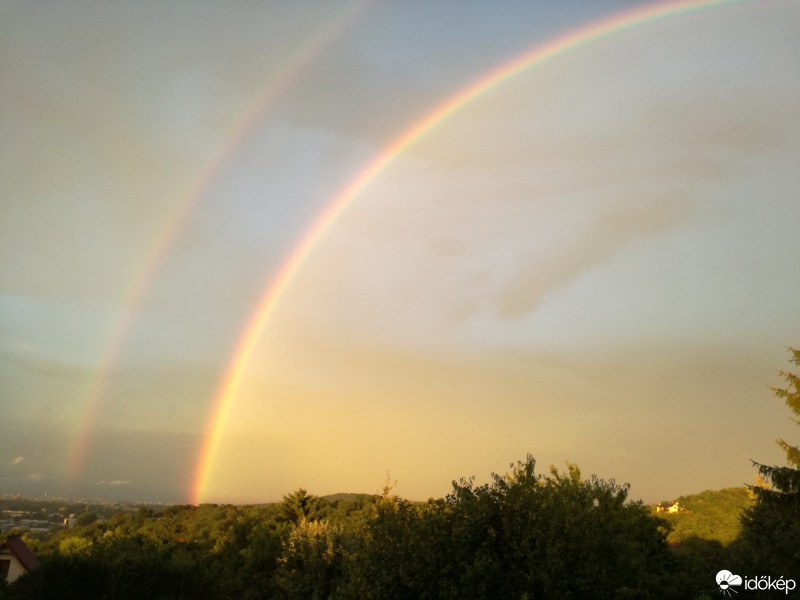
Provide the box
[0,535,40,584]
[655,501,683,514]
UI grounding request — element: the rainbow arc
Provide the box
[190,0,746,504]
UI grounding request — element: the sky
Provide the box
[2,0,799,506]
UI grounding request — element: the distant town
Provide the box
[0,492,173,535]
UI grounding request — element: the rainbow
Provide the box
[64,0,373,486]
[190,0,748,504]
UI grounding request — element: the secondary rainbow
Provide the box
[190,0,748,504]
[64,0,373,486]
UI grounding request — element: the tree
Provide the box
[235,515,286,600]
[75,512,97,527]
[772,347,800,468]
[278,489,327,525]
[275,517,345,599]
[443,456,672,599]
[58,537,93,556]
[341,455,673,600]
[739,347,800,574]
[749,347,800,503]
[342,486,451,600]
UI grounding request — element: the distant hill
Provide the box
[653,487,751,545]
[321,493,376,504]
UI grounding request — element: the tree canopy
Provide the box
[739,347,800,575]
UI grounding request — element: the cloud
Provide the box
[11,456,24,465]
[24,472,42,481]
[95,480,132,486]
[493,194,692,318]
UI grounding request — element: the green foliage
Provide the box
[341,487,448,599]
[235,517,285,600]
[7,444,799,600]
[773,347,800,467]
[343,456,672,599]
[278,489,328,525]
[2,535,212,600]
[74,512,97,527]
[275,517,345,599]
[657,487,750,545]
[737,347,800,576]
[58,536,93,556]
[667,537,730,600]
[751,347,800,500]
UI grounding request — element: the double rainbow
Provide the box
[64,0,373,485]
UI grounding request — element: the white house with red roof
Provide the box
[0,535,40,584]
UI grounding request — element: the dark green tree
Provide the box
[752,347,800,500]
[342,455,673,600]
[740,347,800,575]
[341,487,452,600]
[236,517,286,600]
[74,512,97,527]
[444,456,673,599]
[278,489,327,525]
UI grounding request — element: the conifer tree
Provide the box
[739,347,800,574]
[751,347,800,504]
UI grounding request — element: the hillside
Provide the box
[653,487,751,545]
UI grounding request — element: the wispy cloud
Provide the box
[95,480,132,486]
[493,194,692,318]
[11,456,24,465]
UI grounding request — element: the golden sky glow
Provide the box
[2,0,799,504]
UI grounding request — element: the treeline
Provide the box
[0,455,795,600]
